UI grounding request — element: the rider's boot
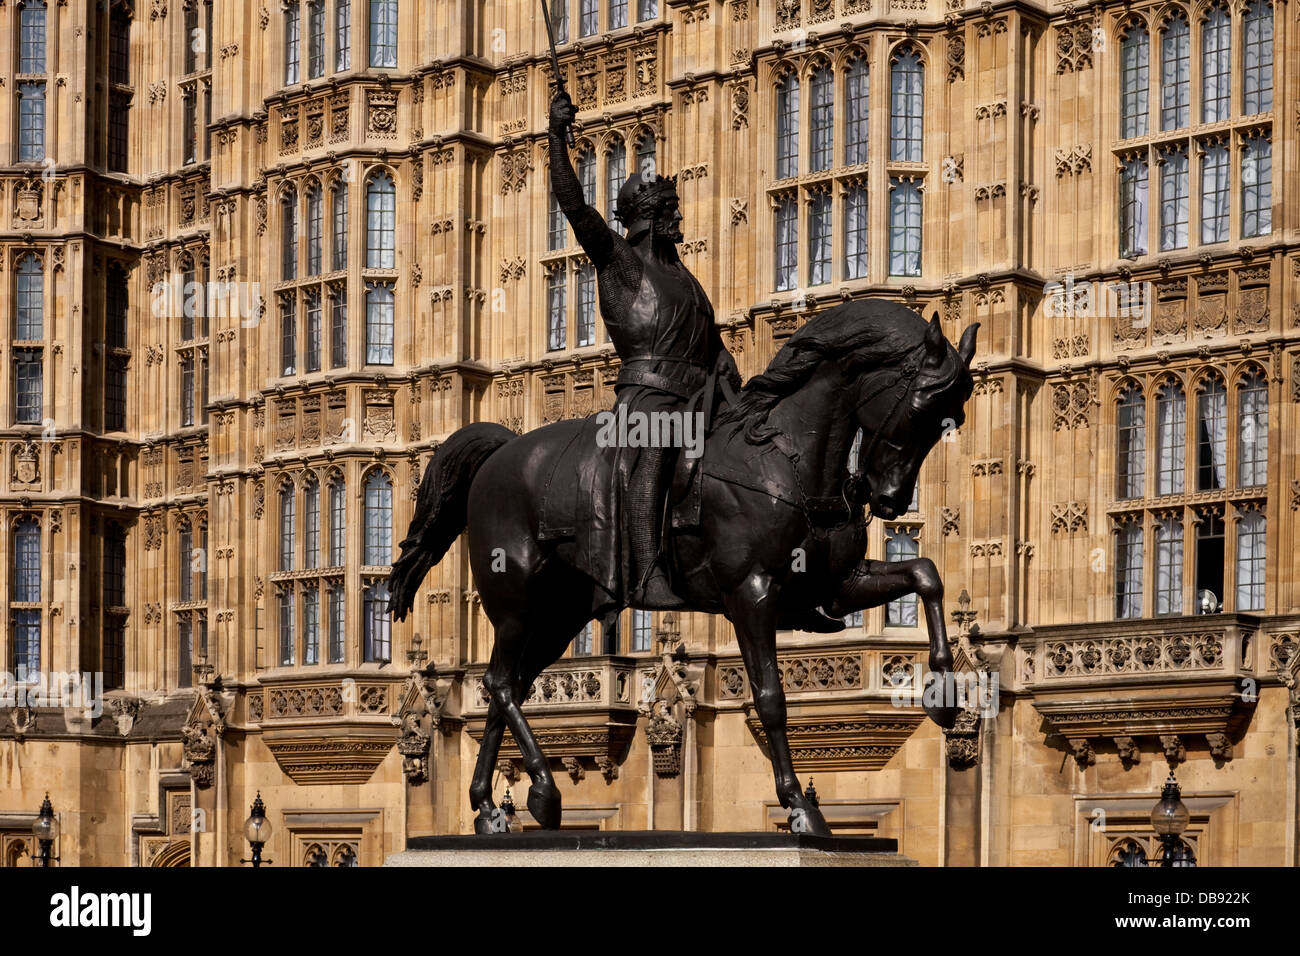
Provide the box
[635,561,686,609]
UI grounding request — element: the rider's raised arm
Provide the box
[548,93,619,268]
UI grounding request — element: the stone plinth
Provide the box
[386,831,916,867]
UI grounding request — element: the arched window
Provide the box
[1155,381,1184,495]
[887,178,922,277]
[1236,510,1266,610]
[889,47,923,163]
[110,10,131,86]
[1120,24,1149,139]
[845,58,869,165]
[304,477,321,569]
[1116,384,1146,499]
[884,527,920,625]
[1238,369,1267,486]
[284,1,301,84]
[1196,377,1227,490]
[547,266,567,350]
[328,474,346,566]
[808,190,831,286]
[282,186,298,280]
[363,471,393,566]
[775,72,799,178]
[106,262,129,349]
[13,517,42,676]
[336,0,352,71]
[197,524,208,600]
[577,149,596,205]
[1115,521,1144,619]
[368,0,397,67]
[1241,134,1271,238]
[809,65,833,172]
[1202,5,1230,122]
[19,0,47,73]
[280,484,296,570]
[365,170,395,268]
[306,181,323,275]
[1242,0,1273,114]
[1154,515,1183,615]
[606,140,626,234]
[364,281,394,364]
[308,0,325,79]
[635,132,656,179]
[1160,13,1189,130]
[16,254,43,340]
[332,179,348,270]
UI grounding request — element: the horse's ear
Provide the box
[958,322,980,367]
[924,312,945,357]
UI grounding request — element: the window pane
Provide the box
[20,1,47,74]
[364,472,393,565]
[1241,136,1272,239]
[282,188,298,279]
[606,142,626,235]
[1160,16,1189,130]
[280,295,297,375]
[1155,382,1184,495]
[368,0,397,67]
[632,609,652,652]
[336,0,352,71]
[637,0,657,22]
[1196,379,1227,490]
[308,0,325,79]
[808,192,831,286]
[285,2,301,84]
[365,282,394,364]
[330,479,346,565]
[885,527,919,625]
[1200,144,1229,244]
[16,256,44,340]
[18,83,46,162]
[332,182,348,270]
[1116,385,1145,498]
[179,526,194,602]
[329,585,345,662]
[579,0,598,37]
[1119,157,1148,258]
[279,591,295,665]
[551,0,569,43]
[577,263,596,346]
[280,488,296,570]
[1238,371,1267,487]
[1235,512,1265,611]
[845,59,869,165]
[1159,148,1187,251]
[305,480,321,568]
[609,0,628,30]
[774,196,797,291]
[1155,517,1183,615]
[888,179,922,277]
[1120,26,1149,139]
[547,268,567,350]
[810,67,833,172]
[1115,523,1143,619]
[303,587,320,664]
[889,49,923,162]
[364,581,391,661]
[13,519,42,603]
[844,185,868,279]
[1202,6,1230,123]
[1243,0,1273,115]
[365,172,395,268]
[776,75,799,179]
[330,288,347,367]
[305,290,322,372]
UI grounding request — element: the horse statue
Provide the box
[389,299,978,837]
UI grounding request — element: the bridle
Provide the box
[843,339,932,524]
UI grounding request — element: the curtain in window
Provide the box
[1202,6,1230,122]
[364,472,392,565]
[365,282,394,364]
[885,528,919,625]
[808,192,831,286]
[1115,524,1143,618]
[888,179,922,277]
[1159,148,1188,251]
[845,59,869,165]
[1119,157,1148,257]
[1120,26,1149,138]
[1243,0,1273,114]
[776,75,800,179]
[810,67,833,172]
[1155,518,1183,615]
[1238,371,1267,486]
[1155,382,1184,495]
[1197,380,1227,490]
[365,172,395,268]
[844,185,867,280]
[1160,15,1189,130]
[889,49,923,162]
[1200,143,1229,244]
[1235,512,1265,611]
[774,197,797,291]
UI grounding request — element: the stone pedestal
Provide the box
[386,831,917,867]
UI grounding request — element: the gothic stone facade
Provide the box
[0,0,1297,867]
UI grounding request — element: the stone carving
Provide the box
[1044,633,1223,677]
[499,148,532,194]
[1051,382,1092,430]
[1050,501,1087,534]
[940,506,960,536]
[1056,18,1096,73]
[367,90,398,139]
[1054,144,1091,176]
[1068,738,1096,768]
[1114,735,1140,768]
[944,709,981,767]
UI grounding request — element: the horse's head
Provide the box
[851,313,978,520]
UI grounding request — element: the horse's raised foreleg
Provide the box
[827,558,958,728]
[725,572,831,837]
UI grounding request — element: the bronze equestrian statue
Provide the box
[389,93,980,837]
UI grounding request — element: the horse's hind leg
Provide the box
[469,699,508,833]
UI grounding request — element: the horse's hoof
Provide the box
[923,671,960,729]
[527,783,562,829]
[474,808,508,834]
[788,806,832,837]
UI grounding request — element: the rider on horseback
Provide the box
[548,91,740,608]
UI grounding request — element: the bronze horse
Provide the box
[389,300,978,836]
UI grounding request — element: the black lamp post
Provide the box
[240,792,273,867]
[31,793,59,867]
[1150,770,1195,867]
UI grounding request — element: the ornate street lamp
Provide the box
[1151,770,1195,867]
[240,792,274,868]
[31,793,59,868]
[500,787,523,833]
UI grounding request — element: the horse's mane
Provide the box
[715,300,969,442]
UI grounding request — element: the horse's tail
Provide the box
[388,422,516,621]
